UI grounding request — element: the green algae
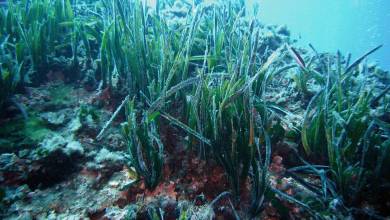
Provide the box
[0,115,54,151]
[24,117,54,143]
[47,85,73,106]
[78,104,100,122]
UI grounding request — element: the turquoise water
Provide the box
[248,0,390,69]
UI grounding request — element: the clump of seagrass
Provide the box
[122,99,164,190]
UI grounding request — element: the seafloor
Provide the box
[0,0,389,219]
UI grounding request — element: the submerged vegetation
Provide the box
[0,0,389,219]
[122,99,164,190]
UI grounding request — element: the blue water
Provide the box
[247,0,390,70]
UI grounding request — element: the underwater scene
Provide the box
[0,0,389,219]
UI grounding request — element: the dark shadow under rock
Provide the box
[26,149,83,190]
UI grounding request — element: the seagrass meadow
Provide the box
[0,0,389,219]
